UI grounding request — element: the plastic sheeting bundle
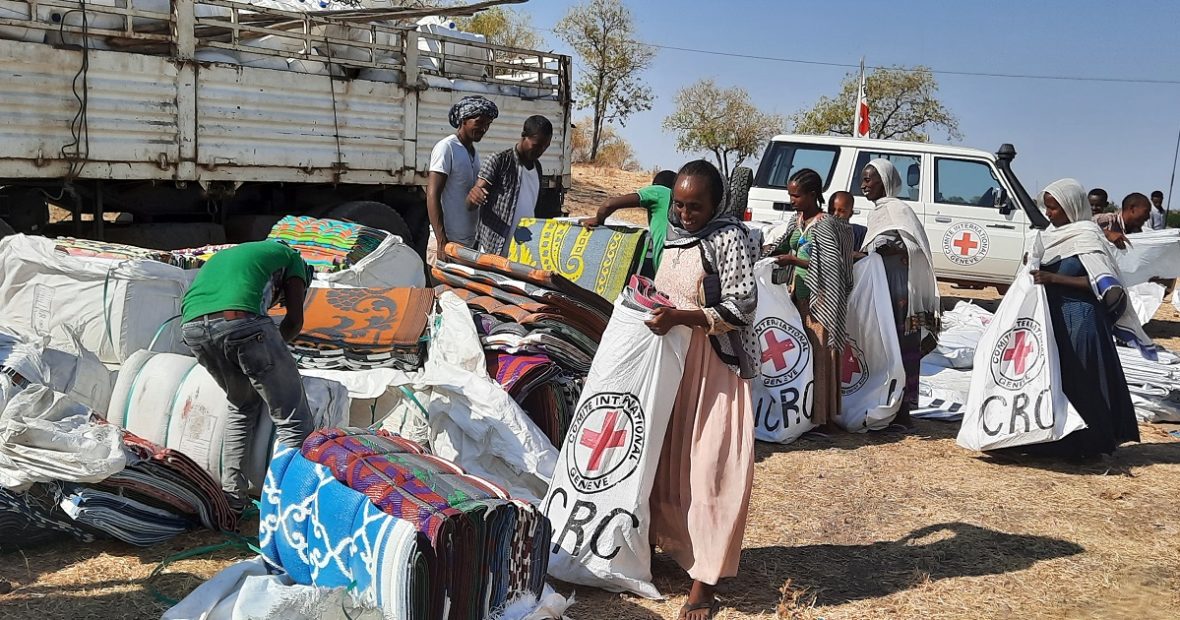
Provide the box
[260,428,550,620]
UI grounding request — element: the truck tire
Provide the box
[328,201,415,248]
[727,166,753,219]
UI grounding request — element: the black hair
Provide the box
[522,115,553,138]
[830,190,854,204]
[1152,190,1165,199]
[1088,187,1108,201]
[652,169,677,189]
[676,159,725,207]
[789,168,826,206]
[1122,192,1150,210]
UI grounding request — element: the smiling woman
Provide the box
[643,159,761,620]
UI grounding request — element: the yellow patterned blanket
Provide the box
[508,218,647,302]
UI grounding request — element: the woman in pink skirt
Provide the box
[644,159,759,620]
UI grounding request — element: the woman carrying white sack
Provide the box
[859,158,941,426]
[1003,178,1153,458]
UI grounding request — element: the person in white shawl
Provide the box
[859,159,940,425]
[1014,178,1151,457]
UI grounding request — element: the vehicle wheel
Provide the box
[327,201,415,248]
[727,166,753,219]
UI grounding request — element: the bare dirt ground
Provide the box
[3,165,1179,619]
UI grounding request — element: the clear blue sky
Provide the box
[522,0,1180,207]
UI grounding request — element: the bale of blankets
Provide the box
[53,237,236,269]
[0,429,235,551]
[267,215,390,273]
[260,428,550,620]
[507,217,647,302]
[270,286,435,370]
[433,243,609,446]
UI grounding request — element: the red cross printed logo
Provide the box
[1001,330,1035,376]
[990,321,1043,390]
[578,410,627,472]
[841,343,862,383]
[761,330,796,372]
[953,232,979,256]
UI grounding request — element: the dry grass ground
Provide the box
[3,166,1179,619]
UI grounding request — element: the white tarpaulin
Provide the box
[0,235,193,364]
[750,259,816,443]
[107,351,348,492]
[834,253,904,432]
[1113,229,1180,287]
[0,384,126,491]
[544,303,690,600]
[1128,282,1166,326]
[957,267,1086,451]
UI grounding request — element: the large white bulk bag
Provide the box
[0,235,193,364]
[108,351,349,492]
[750,259,816,444]
[956,267,1086,451]
[312,234,426,289]
[834,253,904,432]
[543,303,691,600]
[42,326,115,414]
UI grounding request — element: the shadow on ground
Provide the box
[693,521,1085,615]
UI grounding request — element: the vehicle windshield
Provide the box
[754,142,839,189]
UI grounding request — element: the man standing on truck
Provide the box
[426,95,499,264]
[468,115,554,257]
[581,169,678,275]
[180,240,314,513]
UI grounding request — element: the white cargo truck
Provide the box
[0,0,572,253]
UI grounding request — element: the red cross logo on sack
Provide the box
[942,222,989,266]
[755,317,811,387]
[567,392,644,494]
[990,319,1044,390]
[840,341,869,395]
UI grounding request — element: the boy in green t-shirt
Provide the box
[581,169,676,275]
[180,240,313,511]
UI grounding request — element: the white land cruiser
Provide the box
[746,135,1049,288]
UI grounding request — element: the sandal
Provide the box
[678,599,720,620]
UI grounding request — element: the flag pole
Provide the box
[853,57,865,136]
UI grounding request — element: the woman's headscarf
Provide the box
[1036,178,1156,359]
[448,95,499,128]
[861,158,941,345]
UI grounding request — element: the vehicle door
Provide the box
[750,142,842,223]
[846,148,925,227]
[925,156,1026,283]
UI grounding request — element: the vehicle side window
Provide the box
[755,143,839,189]
[934,158,1003,207]
[852,151,920,201]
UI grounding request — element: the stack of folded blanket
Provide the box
[260,428,550,620]
[433,243,615,446]
[271,287,435,370]
[54,237,175,263]
[167,243,237,268]
[267,215,389,273]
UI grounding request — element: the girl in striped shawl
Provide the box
[764,169,854,426]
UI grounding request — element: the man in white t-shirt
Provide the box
[467,115,553,257]
[426,95,499,265]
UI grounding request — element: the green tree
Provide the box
[456,6,542,50]
[790,66,961,142]
[663,78,784,180]
[554,0,655,162]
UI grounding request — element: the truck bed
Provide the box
[0,0,571,188]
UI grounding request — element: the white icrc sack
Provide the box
[543,303,691,600]
[834,253,904,431]
[750,259,816,443]
[956,265,1087,451]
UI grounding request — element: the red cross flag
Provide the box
[854,58,870,138]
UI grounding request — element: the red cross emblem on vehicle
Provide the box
[953,232,979,256]
[578,410,627,471]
